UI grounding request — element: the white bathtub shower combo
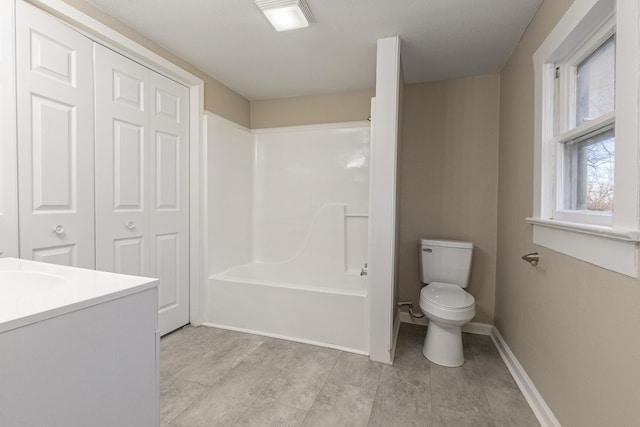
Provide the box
[205,115,371,353]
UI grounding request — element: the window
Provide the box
[562,128,614,213]
[530,0,640,277]
[554,27,615,226]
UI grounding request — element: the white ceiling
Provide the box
[84,0,542,100]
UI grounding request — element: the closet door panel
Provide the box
[113,119,144,210]
[16,1,95,268]
[155,233,179,310]
[95,45,190,334]
[149,72,189,334]
[33,245,76,265]
[31,96,75,210]
[94,43,149,276]
[114,237,144,276]
[155,132,179,209]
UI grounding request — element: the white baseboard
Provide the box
[491,327,561,427]
[399,312,559,426]
[398,311,492,335]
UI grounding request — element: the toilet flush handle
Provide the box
[521,252,539,266]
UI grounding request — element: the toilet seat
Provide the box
[420,282,474,309]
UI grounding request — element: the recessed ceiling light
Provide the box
[255,0,315,32]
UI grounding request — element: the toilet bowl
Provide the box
[418,239,475,367]
[419,282,475,367]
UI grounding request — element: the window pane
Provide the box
[563,129,614,212]
[575,35,615,126]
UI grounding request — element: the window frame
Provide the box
[530,0,640,277]
[553,18,615,226]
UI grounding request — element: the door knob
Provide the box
[126,221,135,230]
[53,225,64,235]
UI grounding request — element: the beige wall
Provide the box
[398,74,500,324]
[58,0,250,127]
[250,89,374,128]
[497,0,640,425]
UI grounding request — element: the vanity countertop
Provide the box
[0,258,158,334]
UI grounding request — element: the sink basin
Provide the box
[0,257,157,332]
[0,271,69,321]
[0,271,68,296]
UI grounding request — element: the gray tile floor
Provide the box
[160,323,539,427]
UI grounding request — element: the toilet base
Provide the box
[422,321,465,367]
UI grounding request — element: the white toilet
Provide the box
[419,239,475,367]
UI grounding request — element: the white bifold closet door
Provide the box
[94,44,190,334]
[0,0,18,259]
[15,1,95,268]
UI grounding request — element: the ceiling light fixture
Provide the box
[255,0,315,32]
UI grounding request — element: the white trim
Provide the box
[553,23,615,226]
[201,323,369,356]
[558,15,615,133]
[368,36,401,364]
[491,328,562,427]
[531,221,637,277]
[526,217,640,241]
[554,111,614,145]
[531,0,640,276]
[252,120,370,134]
[611,0,640,230]
[398,312,493,336]
[26,0,206,327]
[398,314,560,425]
[190,85,205,327]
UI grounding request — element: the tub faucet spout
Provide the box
[360,263,368,276]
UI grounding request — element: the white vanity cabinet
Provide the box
[0,258,160,427]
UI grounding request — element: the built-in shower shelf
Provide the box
[345,213,369,218]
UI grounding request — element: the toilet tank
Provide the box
[419,239,473,288]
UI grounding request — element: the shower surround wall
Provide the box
[205,113,371,353]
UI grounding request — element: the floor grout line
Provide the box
[298,348,344,425]
[161,325,539,427]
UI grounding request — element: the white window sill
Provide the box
[525,218,640,277]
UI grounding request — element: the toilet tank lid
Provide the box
[420,239,473,249]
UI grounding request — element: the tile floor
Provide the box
[160,323,539,426]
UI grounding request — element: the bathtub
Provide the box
[206,262,369,354]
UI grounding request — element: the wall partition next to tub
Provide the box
[205,113,371,353]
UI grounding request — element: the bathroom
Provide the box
[2,0,640,426]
